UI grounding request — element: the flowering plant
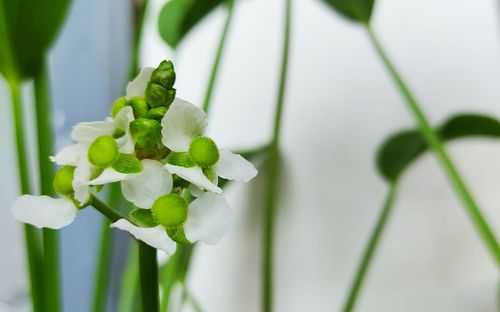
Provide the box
[11,60,257,255]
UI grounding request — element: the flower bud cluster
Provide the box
[11,60,258,255]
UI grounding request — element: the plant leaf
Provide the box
[0,0,71,80]
[321,0,375,23]
[158,0,225,49]
[377,113,500,182]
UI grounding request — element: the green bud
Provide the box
[145,83,176,108]
[147,106,167,120]
[152,194,188,227]
[150,60,176,89]
[188,136,220,167]
[129,118,162,149]
[88,135,119,167]
[166,152,195,168]
[53,166,76,195]
[111,154,143,173]
[127,97,149,118]
[166,225,190,244]
[129,208,158,227]
[111,96,128,117]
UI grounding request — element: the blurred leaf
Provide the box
[0,0,71,80]
[439,114,500,141]
[158,0,225,49]
[377,113,500,182]
[321,0,375,23]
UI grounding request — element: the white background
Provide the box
[2,0,500,311]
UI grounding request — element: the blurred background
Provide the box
[1,0,500,311]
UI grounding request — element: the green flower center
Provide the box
[152,194,188,227]
[188,136,219,168]
[53,165,76,195]
[88,135,119,167]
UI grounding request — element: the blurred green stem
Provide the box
[365,25,500,266]
[34,61,61,312]
[263,0,292,311]
[342,182,398,312]
[9,81,45,312]
[202,0,235,113]
[119,243,141,312]
[139,241,159,312]
[128,0,148,80]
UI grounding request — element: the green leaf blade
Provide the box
[322,0,375,23]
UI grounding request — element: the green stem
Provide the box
[342,182,398,312]
[262,0,292,311]
[128,0,148,80]
[119,243,141,312]
[365,25,500,267]
[91,219,113,312]
[33,61,61,312]
[8,81,45,312]
[202,0,235,113]
[91,195,128,222]
[139,241,159,312]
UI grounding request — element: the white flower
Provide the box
[161,98,257,194]
[11,195,77,229]
[111,192,231,254]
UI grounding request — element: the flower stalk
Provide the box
[139,241,159,312]
[34,61,62,312]
[262,0,292,311]
[365,25,500,266]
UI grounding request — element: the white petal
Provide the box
[11,195,77,229]
[88,167,139,185]
[73,157,93,205]
[165,164,221,194]
[114,106,134,131]
[161,98,207,152]
[126,67,154,99]
[122,160,173,208]
[111,219,176,254]
[116,132,135,154]
[184,193,231,244]
[71,120,115,144]
[215,149,258,182]
[50,144,87,166]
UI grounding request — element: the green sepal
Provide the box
[93,184,104,193]
[166,152,195,168]
[129,118,162,149]
[203,167,216,182]
[111,154,143,174]
[172,175,191,188]
[127,97,149,118]
[129,208,158,228]
[111,96,128,117]
[165,225,191,245]
[150,60,176,89]
[147,106,168,120]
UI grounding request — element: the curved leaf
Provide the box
[0,0,71,80]
[158,0,225,49]
[377,114,500,182]
[321,0,375,23]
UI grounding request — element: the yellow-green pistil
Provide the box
[188,136,219,168]
[152,194,188,227]
[53,165,76,195]
[88,135,119,167]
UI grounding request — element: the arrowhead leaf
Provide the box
[321,0,375,24]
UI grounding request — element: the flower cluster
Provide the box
[11,60,257,255]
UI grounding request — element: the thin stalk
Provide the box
[262,0,292,311]
[9,81,45,312]
[128,0,148,80]
[91,195,128,222]
[342,182,398,312]
[202,0,236,113]
[33,61,61,312]
[91,218,113,312]
[118,243,141,312]
[139,241,159,312]
[365,25,500,266]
